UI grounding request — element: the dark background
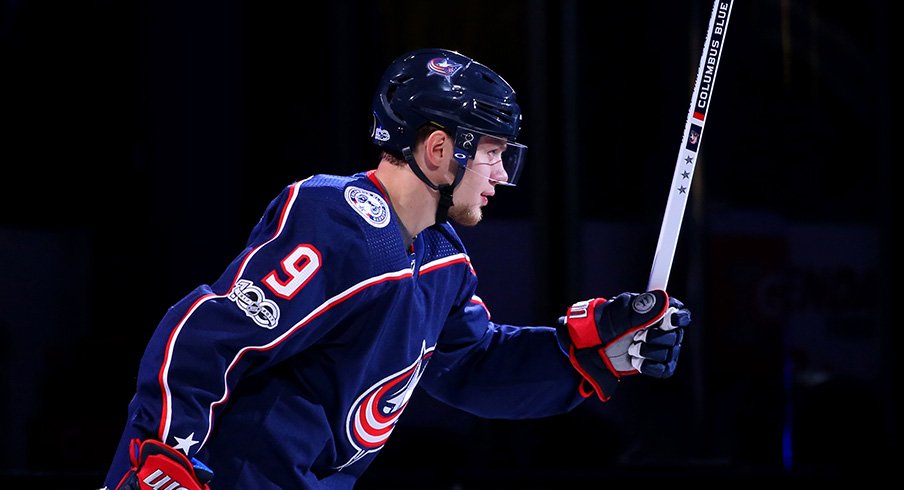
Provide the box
[0,0,897,487]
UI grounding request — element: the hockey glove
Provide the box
[115,438,213,490]
[558,289,690,402]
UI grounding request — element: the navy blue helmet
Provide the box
[370,48,523,159]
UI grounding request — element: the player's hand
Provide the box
[114,438,213,490]
[558,289,691,401]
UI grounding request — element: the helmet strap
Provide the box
[402,147,465,224]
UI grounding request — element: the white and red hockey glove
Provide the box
[114,438,213,490]
[558,289,690,402]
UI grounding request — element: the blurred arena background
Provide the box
[0,0,896,486]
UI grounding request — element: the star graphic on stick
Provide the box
[678,186,688,194]
[173,432,200,455]
[684,155,694,165]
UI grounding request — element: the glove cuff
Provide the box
[120,438,212,490]
[556,323,618,401]
[568,344,619,402]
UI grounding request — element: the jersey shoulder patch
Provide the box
[343,185,391,228]
[293,174,407,276]
[299,174,392,229]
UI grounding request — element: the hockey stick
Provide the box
[647,0,733,291]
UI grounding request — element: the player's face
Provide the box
[448,137,508,226]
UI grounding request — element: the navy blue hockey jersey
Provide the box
[105,171,586,489]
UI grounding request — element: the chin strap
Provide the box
[402,147,464,224]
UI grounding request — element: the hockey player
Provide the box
[103,48,691,490]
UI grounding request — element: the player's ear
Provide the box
[423,129,450,171]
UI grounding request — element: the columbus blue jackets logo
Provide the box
[426,57,462,80]
[344,186,391,228]
[685,123,702,152]
[335,341,434,470]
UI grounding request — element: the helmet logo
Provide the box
[371,113,390,142]
[426,57,463,80]
[461,131,474,150]
[374,126,390,142]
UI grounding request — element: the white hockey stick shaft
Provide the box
[647,0,733,291]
